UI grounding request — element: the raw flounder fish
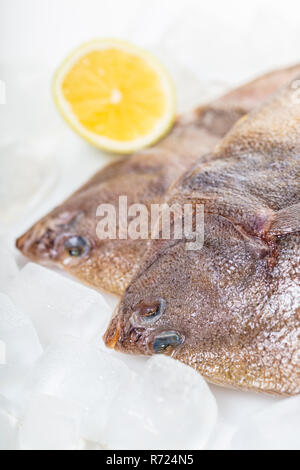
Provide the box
[105,78,300,396]
[16,64,300,296]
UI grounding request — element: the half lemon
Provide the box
[53,39,176,154]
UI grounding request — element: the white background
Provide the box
[2,0,300,83]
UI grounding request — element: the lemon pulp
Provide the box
[53,40,176,153]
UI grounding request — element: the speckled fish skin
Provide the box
[105,79,300,396]
[15,109,241,295]
[16,64,300,296]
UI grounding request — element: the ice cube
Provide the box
[231,395,300,450]
[7,263,111,347]
[23,336,130,443]
[104,355,217,450]
[19,394,81,450]
[0,293,42,365]
[82,441,105,450]
[205,420,235,450]
[0,239,19,294]
[0,292,42,403]
[0,394,19,450]
[0,138,57,231]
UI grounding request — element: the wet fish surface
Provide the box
[17,64,300,296]
[105,78,300,396]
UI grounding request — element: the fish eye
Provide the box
[152,331,184,354]
[64,236,90,257]
[134,299,166,320]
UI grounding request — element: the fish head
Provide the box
[103,240,190,357]
[16,204,95,270]
[104,213,259,359]
[15,188,146,294]
[103,236,217,359]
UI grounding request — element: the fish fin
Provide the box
[215,76,300,158]
[213,62,300,112]
[269,203,300,236]
[206,77,300,239]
